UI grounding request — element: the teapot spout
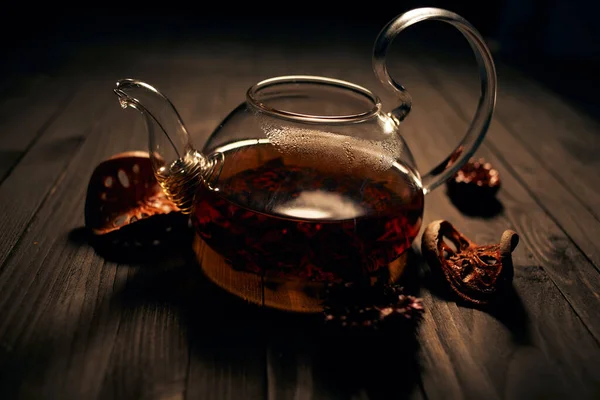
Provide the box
[114,79,211,213]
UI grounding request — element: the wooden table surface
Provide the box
[1,16,599,400]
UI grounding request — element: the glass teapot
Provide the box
[113,8,496,308]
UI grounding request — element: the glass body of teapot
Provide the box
[113,7,496,309]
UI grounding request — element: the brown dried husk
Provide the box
[84,151,179,234]
[84,151,191,263]
[421,220,518,306]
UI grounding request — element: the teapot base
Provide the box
[193,234,409,313]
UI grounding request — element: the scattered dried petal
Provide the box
[323,281,424,330]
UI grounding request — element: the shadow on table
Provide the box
[117,254,424,399]
[69,213,194,265]
[446,191,504,218]
[89,225,423,398]
[68,217,425,398]
[0,221,196,399]
[69,211,535,397]
[421,260,532,346]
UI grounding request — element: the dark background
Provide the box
[2,0,600,119]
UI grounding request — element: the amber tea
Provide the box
[186,140,424,283]
[115,7,496,308]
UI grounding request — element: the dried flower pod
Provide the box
[421,220,518,306]
[84,151,191,262]
[85,151,179,234]
[447,157,500,199]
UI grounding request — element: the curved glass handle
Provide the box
[373,7,497,194]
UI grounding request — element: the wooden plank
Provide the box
[265,322,426,400]
[0,81,108,268]
[183,268,268,400]
[414,199,600,399]
[245,41,600,398]
[97,268,190,400]
[398,53,600,339]
[0,27,152,183]
[167,44,273,400]
[0,103,192,400]
[251,45,425,400]
[423,48,600,221]
[0,42,168,267]
[390,62,600,399]
[496,66,600,220]
[0,76,74,182]
[254,44,497,399]
[169,41,408,400]
[188,36,600,399]
[416,53,600,275]
[0,43,194,399]
[101,42,266,399]
[94,48,201,400]
[239,43,412,399]
[175,43,421,399]
[2,31,598,400]
[0,101,137,399]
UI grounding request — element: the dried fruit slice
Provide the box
[421,220,518,306]
[84,151,192,263]
[84,151,179,235]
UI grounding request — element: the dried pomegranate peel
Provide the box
[421,220,518,306]
[84,151,179,234]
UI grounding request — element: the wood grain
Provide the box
[393,62,600,399]
[236,40,600,400]
[153,46,272,400]
[95,44,210,400]
[0,104,137,399]
[0,42,193,400]
[314,41,600,398]
[0,44,156,269]
[398,55,600,341]
[263,46,506,400]
[424,49,600,222]
[497,67,600,220]
[420,56,600,273]
[1,27,599,400]
[0,81,106,267]
[0,76,73,182]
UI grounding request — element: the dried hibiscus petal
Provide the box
[323,281,424,330]
[421,220,518,306]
